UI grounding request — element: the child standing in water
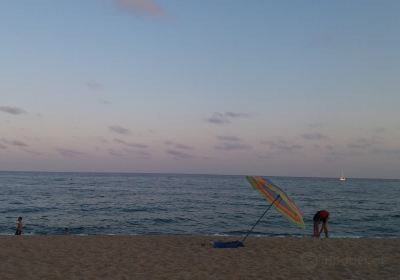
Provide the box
[15,217,23,235]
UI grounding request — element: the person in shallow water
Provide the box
[313,210,329,238]
[15,217,23,235]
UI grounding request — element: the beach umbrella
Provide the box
[213,176,304,248]
[242,176,304,242]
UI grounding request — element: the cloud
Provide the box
[166,149,194,159]
[126,149,150,156]
[10,140,29,147]
[347,138,380,150]
[96,137,109,144]
[108,148,124,157]
[215,135,252,151]
[256,153,274,159]
[324,145,334,151]
[371,148,400,156]
[109,125,131,135]
[312,144,334,151]
[99,99,110,105]
[165,141,194,150]
[262,139,303,153]
[372,127,386,134]
[206,113,230,124]
[1,139,29,148]
[114,138,148,149]
[215,142,252,151]
[225,112,250,118]
[206,112,251,125]
[85,82,110,104]
[116,0,164,16]
[217,136,241,142]
[57,148,86,158]
[1,138,39,154]
[324,150,363,162]
[302,132,328,141]
[86,82,103,91]
[308,122,323,129]
[0,106,27,115]
[24,149,43,156]
[109,148,150,157]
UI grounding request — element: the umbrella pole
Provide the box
[241,195,281,243]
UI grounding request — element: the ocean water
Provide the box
[0,172,399,238]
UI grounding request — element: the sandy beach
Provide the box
[0,236,398,280]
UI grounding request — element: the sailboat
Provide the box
[339,170,346,181]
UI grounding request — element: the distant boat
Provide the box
[339,170,346,181]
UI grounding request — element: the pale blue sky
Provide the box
[1,0,400,178]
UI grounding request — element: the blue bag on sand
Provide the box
[212,240,244,248]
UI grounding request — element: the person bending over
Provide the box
[313,210,329,238]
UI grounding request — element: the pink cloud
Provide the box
[116,0,164,16]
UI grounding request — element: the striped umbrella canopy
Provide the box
[246,176,304,228]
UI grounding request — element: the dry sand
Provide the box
[0,236,399,280]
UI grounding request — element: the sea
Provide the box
[0,172,399,238]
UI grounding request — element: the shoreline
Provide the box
[1,236,399,279]
[1,233,400,239]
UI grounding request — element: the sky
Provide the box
[1,0,400,178]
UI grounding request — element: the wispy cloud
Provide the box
[165,141,194,150]
[0,143,7,149]
[302,132,328,141]
[206,112,251,125]
[225,112,250,118]
[96,137,109,144]
[0,106,27,115]
[166,149,194,159]
[116,0,164,16]
[257,153,274,159]
[99,99,110,105]
[372,127,386,134]
[371,148,400,156]
[10,140,29,147]
[217,136,241,142]
[126,149,150,156]
[215,142,252,151]
[108,148,150,157]
[207,113,230,124]
[215,135,252,151]
[312,144,334,151]
[324,145,334,151]
[24,149,43,156]
[57,148,86,158]
[347,137,381,150]
[261,139,303,153]
[114,138,148,149]
[308,122,323,129]
[109,125,131,135]
[1,138,29,148]
[86,82,103,91]
[108,148,124,157]
[324,150,363,162]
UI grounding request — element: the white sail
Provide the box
[339,170,346,181]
